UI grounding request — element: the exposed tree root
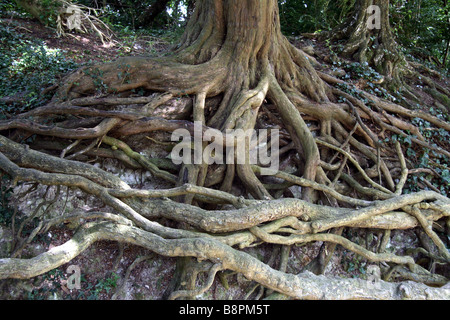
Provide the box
[325,0,408,89]
[15,0,115,44]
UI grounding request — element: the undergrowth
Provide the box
[0,21,78,119]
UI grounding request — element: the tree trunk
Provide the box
[331,0,406,87]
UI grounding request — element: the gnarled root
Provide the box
[0,0,449,299]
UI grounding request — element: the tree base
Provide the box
[0,0,449,300]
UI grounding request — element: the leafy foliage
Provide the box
[278,0,352,35]
[341,62,383,82]
[391,0,450,71]
[26,268,66,300]
[407,115,450,195]
[381,114,450,196]
[0,0,19,12]
[0,21,78,118]
[78,0,191,31]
